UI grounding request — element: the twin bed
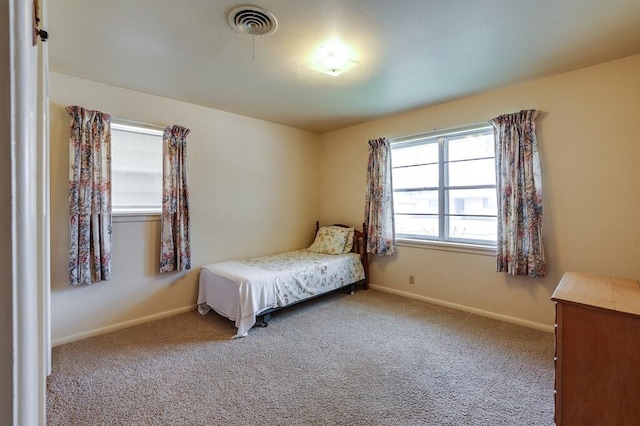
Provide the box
[198,222,369,338]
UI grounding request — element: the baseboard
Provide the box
[52,287,553,346]
[52,305,197,347]
[368,284,554,333]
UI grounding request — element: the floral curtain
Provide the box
[66,106,112,286]
[364,138,397,256]
[160,125,191,273]
[490,110,547,277]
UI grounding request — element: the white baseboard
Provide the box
[52,305,197,347]
[52,286,553,347]
[368,284,554,333]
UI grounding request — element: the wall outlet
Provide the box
[409,275,415,285]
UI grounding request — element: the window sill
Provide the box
[396,238,496,257]
[113,211,161,223]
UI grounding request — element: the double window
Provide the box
[111,122,163,215]
[391,125,497,246]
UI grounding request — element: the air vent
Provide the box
[227,5,278,36]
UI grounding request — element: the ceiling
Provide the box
[47,0,640,134]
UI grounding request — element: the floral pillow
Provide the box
[307,226,353,255]
[343,227,355,253]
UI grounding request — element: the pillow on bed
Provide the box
[343,227,355,253]
[307,226,353,255]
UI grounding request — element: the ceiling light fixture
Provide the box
[311,39,359,77]
[314,52,359,76]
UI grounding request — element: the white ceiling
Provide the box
[47,0,640,134]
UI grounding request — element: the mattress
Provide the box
[198,250,365,338]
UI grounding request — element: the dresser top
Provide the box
[552,271,640,315]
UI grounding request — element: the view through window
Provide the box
[391,125,497,246]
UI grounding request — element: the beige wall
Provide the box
[49,72,321,344]
[50,54,640,342]
[319,54,640,330]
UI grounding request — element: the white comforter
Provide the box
[198,250,365,338]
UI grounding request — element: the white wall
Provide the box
[319,54,640,330]
[49,72,321,344]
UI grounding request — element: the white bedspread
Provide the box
[198,250,365,338]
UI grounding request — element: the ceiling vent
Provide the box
[227,5,278,36]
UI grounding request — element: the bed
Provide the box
[198,222,369,338]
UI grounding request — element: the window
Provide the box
[391,125,497,246]
[111,121,163,215]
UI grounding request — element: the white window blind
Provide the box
[111,122,163,215]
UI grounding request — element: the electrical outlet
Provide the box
[409,275,415,285]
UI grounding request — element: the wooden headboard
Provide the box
[315,221,369,289]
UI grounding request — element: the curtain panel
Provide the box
[66,105,112,286]
[490,110,547,277]
[160,125,191,273]
[364,138,397,256]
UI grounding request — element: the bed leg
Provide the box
[258,312,271,327]
[348,283,355,294]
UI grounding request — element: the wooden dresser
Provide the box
[551,272,640,425]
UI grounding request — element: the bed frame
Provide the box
[255,221,369,327]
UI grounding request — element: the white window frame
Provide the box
[391,124,497,250]
[110,120,164,217]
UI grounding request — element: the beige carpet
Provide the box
[47,289,554,425]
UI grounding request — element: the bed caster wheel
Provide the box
[260,322,268,328]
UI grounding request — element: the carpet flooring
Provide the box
[47,289,555,425]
